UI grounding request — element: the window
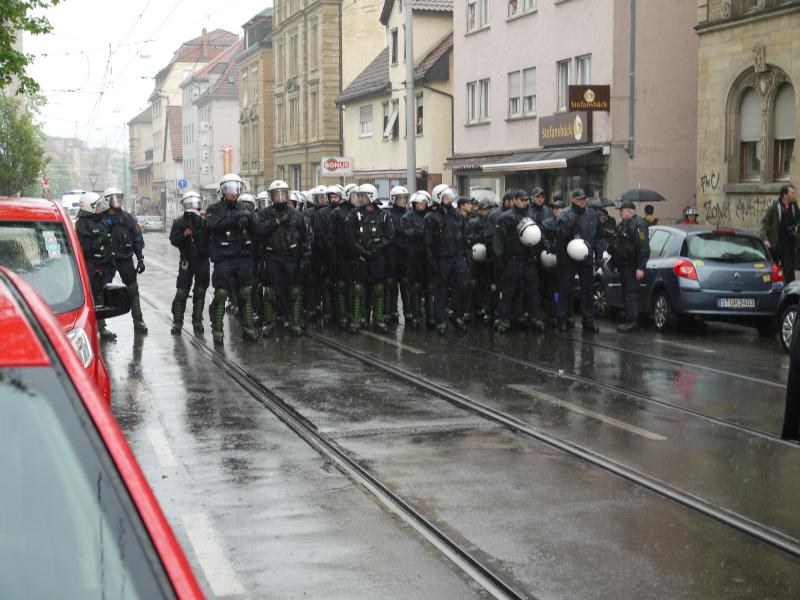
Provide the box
[276,102,284,145]
[774,84,795,181]
[416,93,423,135]
[576,54,592,85]
[648,230,671,259]
[524,0,536,10]
[382,99,400,139]
[242,126,249,163]
[508,0,518,17]
[391,29,398,65]
[253,122,259,161]
[479,78,490,121]
[360,105,373,137]
[276,42,284,83]
[467,81,477,123]
[289,34,298,76]
[467,0,477,31]
[523,67,536,115]
[289,97,299,142]
[309,21,318,69]
[508,71,521,117]
[290,165,302,190]
[252,66,258,101]
[508,0,535,18]
[557,59,572,112]
[739,88,761,181]
[310,91,318,140]
[242,72,249,106]
[383,101,390,134]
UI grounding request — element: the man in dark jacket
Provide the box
[610,200,650,332]
[328,184,358,329]
[483,190,514,327]
[401,191,430,328]
[102,186,147,333]
[761,184,798,283]
[555,189,605,333]
[168,191,210,335]
[385,186,410,326]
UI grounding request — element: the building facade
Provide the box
[448,0,698,220]
[164,106,184,220]
[696,0,799,230]
[272,0,344,190]
[237,8,274,194]
[128,107,154,214]
[336,0,453,196]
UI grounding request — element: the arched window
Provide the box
[739,88,762,181]
[774,84,795,181]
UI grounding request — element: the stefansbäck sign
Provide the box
[539,111,593,147]
[321,156,354,177]
[568,85,611,112]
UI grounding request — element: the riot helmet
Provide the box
[181,191,202,212]
[103,186,124,210]
[269,179,290,204]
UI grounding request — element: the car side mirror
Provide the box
[95,283,131,320]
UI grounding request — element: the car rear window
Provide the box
[686,233,769,263]
[0,367,175,599]
[0,221,84,314]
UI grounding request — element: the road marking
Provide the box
[653,338,716,354]
[146,427,179,468]
[360,330,425,354]
[510,384,668,441]
[182,513,245,597]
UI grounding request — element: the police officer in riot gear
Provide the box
[401,191,430,328]
[102,186,147,333]
[385,185,410,325]
[483,190,514,326]
[328,183,358,329]
[168,191,210,335]
[555,189,606,333]
[466,198,492,322]
[76,192,117,340]
[425,185,469,335]
[345,183,395,333]
[610,200,650,332]
[257,179,312,337]
[206,173,258,344]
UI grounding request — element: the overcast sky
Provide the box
[26,0,269,152]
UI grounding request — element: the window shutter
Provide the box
[523,68,536,96]
[775,85,796,141]
[739,88,761,143]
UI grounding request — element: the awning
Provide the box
[482,146,603,173]
[443,154,513,171]
[354,168,426,180]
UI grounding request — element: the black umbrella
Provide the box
[616,188,667,204]
[588,197,615,208]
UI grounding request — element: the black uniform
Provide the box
[316,201,338,320]
[103,208,147,331]
[76,211,115,310]
[555,205,605,330]
[610,215,649,327]
[384,204,408,323]
[345,204,395,333]
[465,213,488,319]
[328,201,356,328]
[256,202,312,335]
[168,210,210,333]
[400,207,429,328]
[206,199,258,341]
[483,205,510,324]
[425,203,468,332]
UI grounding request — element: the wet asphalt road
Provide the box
[101,232,799,599]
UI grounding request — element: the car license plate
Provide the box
[717,297,756,309]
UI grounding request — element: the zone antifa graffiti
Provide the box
[702,196,772,229]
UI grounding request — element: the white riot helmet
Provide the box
[220,173,245,199]
[540,250,557,268]
[290,190,306,209]
[567,238,590,262]
[269,179,290,204]
[472,243,488,263]
[344,183,359,203]
[432,185,455,205]
[411,190,431,207]
[309,185,327,207]
[103,186,124,209]
[357,183,379,205]
[326,184,344,203]
[79,191,102,213]
[390,185,410,206]
[256,191,271,209]
[517,217,542,247]
[238,192,257,211]
[181,191,202,212]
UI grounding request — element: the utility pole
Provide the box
[404,0,416,194]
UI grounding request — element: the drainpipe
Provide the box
[627,0,636,158]
[404,1,417,193]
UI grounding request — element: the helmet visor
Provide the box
[221,181,243,197]
[108,194,123,209]
[394,194,409,206]
[271,189,288,203]
[95,199,110,213]
[182,197,201,211]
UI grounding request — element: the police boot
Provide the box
[98,319,117,341]
[453,315,467,332]
[238,286,257,341]
[528,318,545,333]
[212,288,228,345]
[436,321,447,336]
[261,286,277,337]
[322,278,333,322]
[336,281,349,330]
[128,283,148,334]
[385,279,399,324]
[253,284,263,329]
[191,286,206,334]
[400,279,411,325]
[373,284,388,333]
[496,319,511,334]
[350,283,365,334]
[170,287,189,334]
[289,286,303,336]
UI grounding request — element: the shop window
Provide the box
[774,84,795,181]
[739,88,761,182]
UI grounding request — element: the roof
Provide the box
[380,0,453,24]
[0,197,62,221]
[413,33,452,82]
[190,39,242,82]
[153,28,238,89]
[198,62,240,102]
[165,106,183,162]
[336,48,391,106]
[242,6,273,27]
[127,106,152,126]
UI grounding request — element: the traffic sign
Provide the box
[177,178,187,190]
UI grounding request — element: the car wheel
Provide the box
[593,284,608,319]
[653,291,679,332]
[779,304,797,353]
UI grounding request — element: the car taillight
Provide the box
[66,327,94,368]
[673,259,698,280]
[773,262,785,283]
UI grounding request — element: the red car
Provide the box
[0,197,127,405]
[0,267,204,598]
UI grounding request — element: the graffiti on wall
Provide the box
[699,172,720,193]
[701,195,774,231]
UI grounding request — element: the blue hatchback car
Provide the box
[598,225,784,334]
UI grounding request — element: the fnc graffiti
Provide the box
[699,172,720,193]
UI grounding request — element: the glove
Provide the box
[136,257,146,274]
[238,215,250,229]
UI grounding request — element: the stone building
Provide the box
[128,107,154,214]
[696,0,799,230]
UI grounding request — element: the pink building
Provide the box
[447,0,698,220]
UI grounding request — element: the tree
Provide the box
[0,93,48,196]
[0,1,62,95]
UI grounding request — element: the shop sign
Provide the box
[569,85,611,112]
[321,156,354,177]
[539,112,593,147]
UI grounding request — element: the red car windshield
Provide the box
[0,221,84,314]
[0,366,176,599]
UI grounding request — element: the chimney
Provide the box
[202,28,209,59]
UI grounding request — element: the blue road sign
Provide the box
[177,178,187,190]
